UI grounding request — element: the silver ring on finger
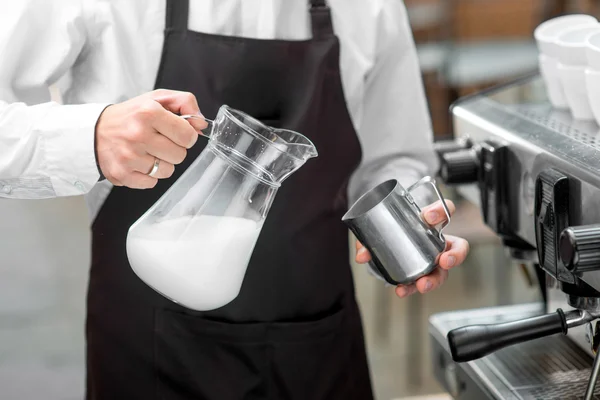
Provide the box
[148,158,160,178]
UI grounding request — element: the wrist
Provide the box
[94,105,113,182]
[42,103,110,196]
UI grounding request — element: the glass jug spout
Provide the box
[264,128,318,184]
[183,106,317,186]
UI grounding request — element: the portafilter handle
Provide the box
[447,309,595,363]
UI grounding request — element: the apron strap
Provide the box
[166,0,189,31]
[309,0,334,39]
[165,0,333,39]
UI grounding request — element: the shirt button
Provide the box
[74,181,85,192]
[2,185,12,194]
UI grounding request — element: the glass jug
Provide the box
[126,105,318,311]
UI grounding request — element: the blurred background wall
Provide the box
[409,0,600,140]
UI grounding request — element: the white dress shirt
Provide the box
[0,0,437,221]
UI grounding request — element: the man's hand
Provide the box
[95,89,209,189]
[355,200,469,298]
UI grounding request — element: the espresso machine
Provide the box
[430,73,600,399]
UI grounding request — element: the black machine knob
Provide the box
[560,225,600,272]
[434,137,472,156]
[439,149,479,184]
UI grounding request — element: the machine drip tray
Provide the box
[492,336,597,399]
[430,304,600,399]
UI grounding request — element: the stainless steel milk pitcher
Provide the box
[342,176,451,285]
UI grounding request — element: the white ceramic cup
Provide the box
[555,25,600,120]
[585,67,600,125]
[558,63,594,119]
[539,54,568,108]
[534,14,598,108]
[587,31,600,70]
[586,32,600,126]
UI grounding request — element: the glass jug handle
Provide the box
[406,176,451,242]
[181,114,213,137]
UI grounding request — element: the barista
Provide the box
[0,0,469,398]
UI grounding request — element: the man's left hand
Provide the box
[355,200,470,298]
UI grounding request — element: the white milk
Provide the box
[126,215,262,311]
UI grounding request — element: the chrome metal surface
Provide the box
[569,296,600,314]
[343,177,448,284]
[549,286,595,356]
[585,351,600,400]
[407,176,452,240]
[430,304,600,399]
[453,75,600,292]
[566,309,600,329]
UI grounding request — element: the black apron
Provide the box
[86,1,372,398]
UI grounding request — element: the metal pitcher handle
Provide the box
[406,176,451,241]
[181,114,213,137]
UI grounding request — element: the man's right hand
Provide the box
[95,89,208,189]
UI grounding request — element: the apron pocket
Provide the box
[267,309,352,400]
[154,307,349,400]
[154,309,270,400]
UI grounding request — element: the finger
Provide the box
[151,107,199,149]
[438,235,470,271]
[415,267,449,294]
[395,284,418,298]
[146,133,188,165]
[422,200,456,226]
[109,176,124,187]
[355,245,371,264]
[151,160,175,180]
[150,89,208,131]
[121,171,159,190]
[151,89,201,117]
[133,154,175,180]
[355,240,363,250]
[186,115,210,132]
[101,166,124,187]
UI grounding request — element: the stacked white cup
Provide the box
[556,25,600,120]
[586,32,600,125]
[534,14,597,111]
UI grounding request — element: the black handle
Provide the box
[447,309,568,362]
[433,138,472,156]
[439,149,479,184]
[560,225,600,272]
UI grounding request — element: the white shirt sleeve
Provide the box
[0,0,109,199]
[348,0,439,206]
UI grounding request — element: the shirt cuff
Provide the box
[42,103,109,196]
